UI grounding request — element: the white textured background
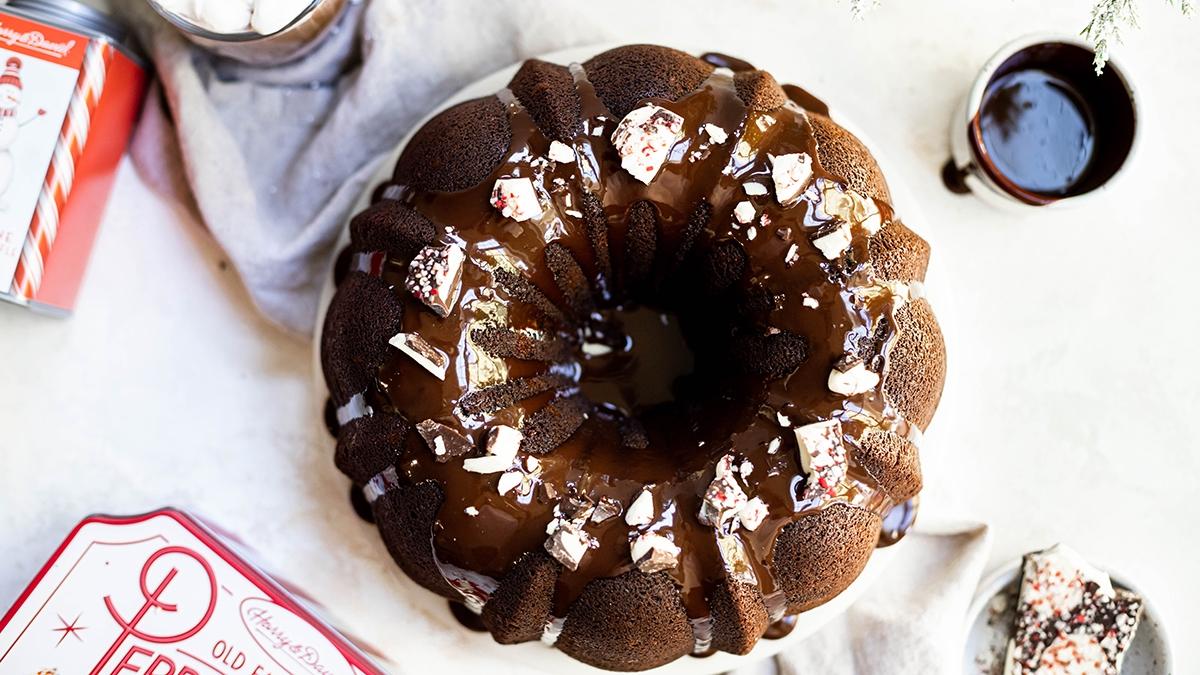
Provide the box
[1,0,1197,672]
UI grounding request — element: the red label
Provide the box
[0,11,88,69]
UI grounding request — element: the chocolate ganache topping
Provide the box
[322,45,943,669]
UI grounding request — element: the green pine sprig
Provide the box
[1083,0,1192,72]
[847,0,1192,75]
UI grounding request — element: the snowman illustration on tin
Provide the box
[0,56,47,211]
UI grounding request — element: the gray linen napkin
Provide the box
[116,0,611,334]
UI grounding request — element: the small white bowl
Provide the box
[962,558,1171,674]
[147,0,348,65]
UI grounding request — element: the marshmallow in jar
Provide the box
[149,0,349,65]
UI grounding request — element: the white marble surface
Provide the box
[2,1,1199,672]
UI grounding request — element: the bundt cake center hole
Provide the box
[578,305,695,417]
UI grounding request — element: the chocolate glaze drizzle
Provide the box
[345,56,920,646]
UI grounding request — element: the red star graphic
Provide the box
[52,613,86,646]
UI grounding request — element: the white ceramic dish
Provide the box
[313,44,940,674]
[962,558,1172,675]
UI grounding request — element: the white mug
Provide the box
[945,34,1138,211]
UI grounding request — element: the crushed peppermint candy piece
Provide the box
[784,243,801,267]
[811,221,853,259]
[405,244,465,317]
[828,358,881,396]
[611,104,685,184]
[630,532,680,573]
[699,454,751,533]
[582,341,613,356]
[818,181,885,235]
[738,497,769,531]
[858,196,884,234]
[416,419,475,463]
[462,425,522,473]
[625,488,656,527]
[854,279,913,312]
[715,453,740,481]
[743,182,769,196]
[491,177,544,221]
[802,294,819,309]
[1006,544,1143,675]
[733,200,756,225]
[794,420,848,501]
[545,519,594,571]
[497,470,523,496]
[563,497,598,524]
[389,332,449,380]
[462,452,516,474]
[465,506,480,516]
[336,392,372,426]
[716,533,757,585]
[591,496,623,523]
[496,468,520,494]
[547,140,576,163]
[739,460,754,479]
[363,466,400,503]
[770,153,813,206]
[819,181,856,220]
[497,456,542,498]
[487,424,523,457]
[702,123,729,144]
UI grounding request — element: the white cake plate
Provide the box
[313,44,938,675]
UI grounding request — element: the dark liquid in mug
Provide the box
[970,43,1135,204]
[979,70,1094,196]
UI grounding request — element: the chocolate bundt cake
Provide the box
[321,45,946,671]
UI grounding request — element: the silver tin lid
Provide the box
[3,0,145,64]
[8,0,126,40]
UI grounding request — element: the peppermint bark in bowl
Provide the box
[965,544,1170,675]
[1006,545,1143,674]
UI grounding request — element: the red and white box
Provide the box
[0,3,147,314]
[0,509,387,674]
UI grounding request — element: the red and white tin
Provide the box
[0,0,146,315]
[0,510,388,674]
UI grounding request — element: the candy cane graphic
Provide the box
[8,39,112,302]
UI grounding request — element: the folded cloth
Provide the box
[761,520,991,675]
[114,0,615,334]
